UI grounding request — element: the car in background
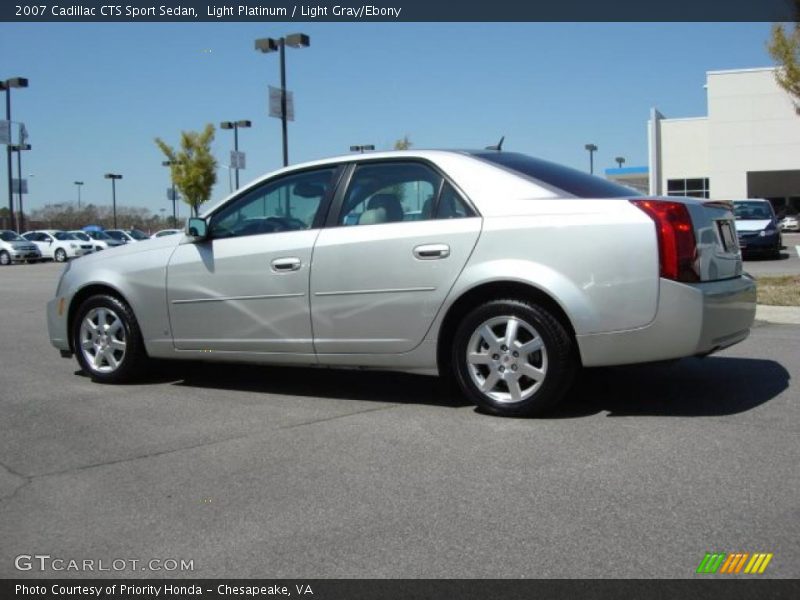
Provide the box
[779,214,799,232]
[69,230,125,252]
[151,229,182,239]
[22,230,94,262]
[732,199,782,258]
[47,150,756,417]
[105,229,149,244]
[0,230,42,265]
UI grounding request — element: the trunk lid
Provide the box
[684,199,743,281]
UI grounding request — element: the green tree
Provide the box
[768,1,800,113]
[393,135,412,150]
[155,124,218,216]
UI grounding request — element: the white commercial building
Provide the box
[641,67,800,214]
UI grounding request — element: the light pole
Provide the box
[615,156,626,169]
[104,173,122,229]
[220,120,251,189]
[350,145,375,153]
[255,33,310,167]
[10,143,30,232]
[584,143,598,174]
[161,160,180,227]
[1,77,29,229]
[74,181,84,208]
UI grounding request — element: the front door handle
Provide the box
[271,257,302,272]
[413,244,450,260]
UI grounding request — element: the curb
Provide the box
[755,304,800,325]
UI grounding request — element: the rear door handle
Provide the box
[413,244,450,260]
[271,257,302,272]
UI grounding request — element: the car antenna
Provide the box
[485,136,505,151]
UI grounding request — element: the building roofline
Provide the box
[605,166,649,175]
[706,66,777,76]
[660,116,708,123]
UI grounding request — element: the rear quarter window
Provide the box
[470,151,638,199]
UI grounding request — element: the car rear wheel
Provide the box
[451,299,577,417]
[72,294,147,383]
[0,251,10,266]
[54,248,67,262]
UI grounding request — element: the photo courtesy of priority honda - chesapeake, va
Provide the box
[46,150,757,417]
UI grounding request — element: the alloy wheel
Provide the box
[465,316,548,404]
[79,307,127,374]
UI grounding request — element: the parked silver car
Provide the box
[0,230,42,265]
[69,230,126,252]
[47,150,756,416]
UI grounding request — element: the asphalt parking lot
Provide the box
[1,262,798,579]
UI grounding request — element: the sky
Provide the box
[0,22,779,216]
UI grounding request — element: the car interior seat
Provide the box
[358,193,403,225]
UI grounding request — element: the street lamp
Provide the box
[104,173,122,229]
[615,156,626,169]
[1,76,29,229]
[584,143,598,174]
[74,181,84,208]
[350,145,375,153]
[220,119,251,189]
[255,33,310,167]
[161,160,181,227]
[9,143,31,232]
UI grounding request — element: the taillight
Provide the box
[630,199,699,282]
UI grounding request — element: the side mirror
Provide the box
[186,217,208,240]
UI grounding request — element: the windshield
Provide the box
[128,229,149,240]
[71,232,90,241]
[105,231,126,241]
[87,231,111,240]
[53,232,76,241]
[733,201,773,220]
[1,230,25,242]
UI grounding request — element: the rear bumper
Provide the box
[577,276,756,367]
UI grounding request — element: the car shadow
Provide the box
[550,356,789,418]
[112,355,791,418]
[143,360,471,409]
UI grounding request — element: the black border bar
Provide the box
[4,579,800,600]
[2,0,798,22]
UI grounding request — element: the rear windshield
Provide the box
[469,151,637,198]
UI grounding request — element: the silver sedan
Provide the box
[47,150,756,416]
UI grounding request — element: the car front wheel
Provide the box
[72,294,147,383]
[0,251,10,266]
[54,248,67,262]
[452,299,577,417]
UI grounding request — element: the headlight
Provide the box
[760,227,777,237]
[69,243,78,248]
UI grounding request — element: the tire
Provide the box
[0,251,10,266]
[71,294,147,383]
[451,299,577,417]
[54,248,67,263]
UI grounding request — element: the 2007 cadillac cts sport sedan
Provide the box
[47,150,757,416]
